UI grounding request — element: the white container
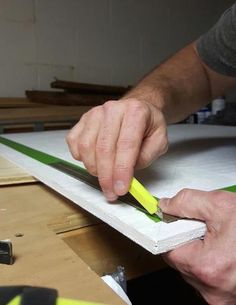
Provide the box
[196,107,211,124]
[212,97,225,115]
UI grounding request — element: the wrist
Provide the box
[123,83,168,112]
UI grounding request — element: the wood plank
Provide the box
[51,80,131,95]
[0,156,36,185]
[0,184,125,305]
[26,90,117,106]
[2,121,74,134]
[0,180,99,234]
[0,156,98,232]
[0,98,47,108]
[0,106,91,124]
[46,189,100,234]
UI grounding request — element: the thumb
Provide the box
[159,188,215,222]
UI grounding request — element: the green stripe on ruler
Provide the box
[222,185,236,193]
[0,136,88,173]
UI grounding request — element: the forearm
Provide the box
[125,42,236,124]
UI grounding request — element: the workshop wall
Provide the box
[0,0,234,96]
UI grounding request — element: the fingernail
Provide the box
[114,180,126,195]
[104,191,117,202]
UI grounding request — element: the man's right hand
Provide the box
[66,98,168,201]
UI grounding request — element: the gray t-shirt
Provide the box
[197,3,236,76]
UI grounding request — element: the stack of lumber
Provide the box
[26,80,130,106]
[26,79,131,106]
[0,81,131,133]
[0,97,91,133]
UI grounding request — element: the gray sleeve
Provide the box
[196,3,236,77]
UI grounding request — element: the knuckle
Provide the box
[96,140,112,155]
[89,105,102,116]
[103,100,116,111]
[128,100,147,116]
[66,133,81,160]
[128,99,142,108]
[137,151,152,168]
[115,162,131,172]
[117,138,137,151]
[78,112,88,123]
[80,106,102,123]
[66,131,77,145]
[157,136,169,156]
[78,139,92,153]
[176,188,193,203]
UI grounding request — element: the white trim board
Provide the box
[1,124,236,254]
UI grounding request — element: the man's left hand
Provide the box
[160,189,236,305]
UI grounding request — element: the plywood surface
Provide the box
[0,156,36,185]
[0,155,99,232]
[0,184,126,305]
[1,125,236,254]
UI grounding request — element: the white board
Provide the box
[1,124,236,254]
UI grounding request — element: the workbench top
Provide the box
[0,157,165,304]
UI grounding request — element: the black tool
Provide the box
[0,240,14,265]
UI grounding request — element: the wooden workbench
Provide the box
[0,157,166,304]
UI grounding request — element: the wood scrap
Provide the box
[51,79,131,95]
[26,80,132,106]
[25,90,118,106]
[0,98,47,108]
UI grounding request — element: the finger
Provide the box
[136,124,168,169]
[66,115,87,160]
[76,107,103,176]
[113,103,148,196]
[159,189,215,221]
[96,101,124,201]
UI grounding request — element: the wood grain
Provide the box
[50,79,131,95]
[0,183,125,304]
[0,106,91,124]
[0,156,36,185]
[0,98,47,108]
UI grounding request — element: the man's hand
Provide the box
[67,98,168,201]
[159,189,236,305]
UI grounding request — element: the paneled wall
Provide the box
[0,0,234,96]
